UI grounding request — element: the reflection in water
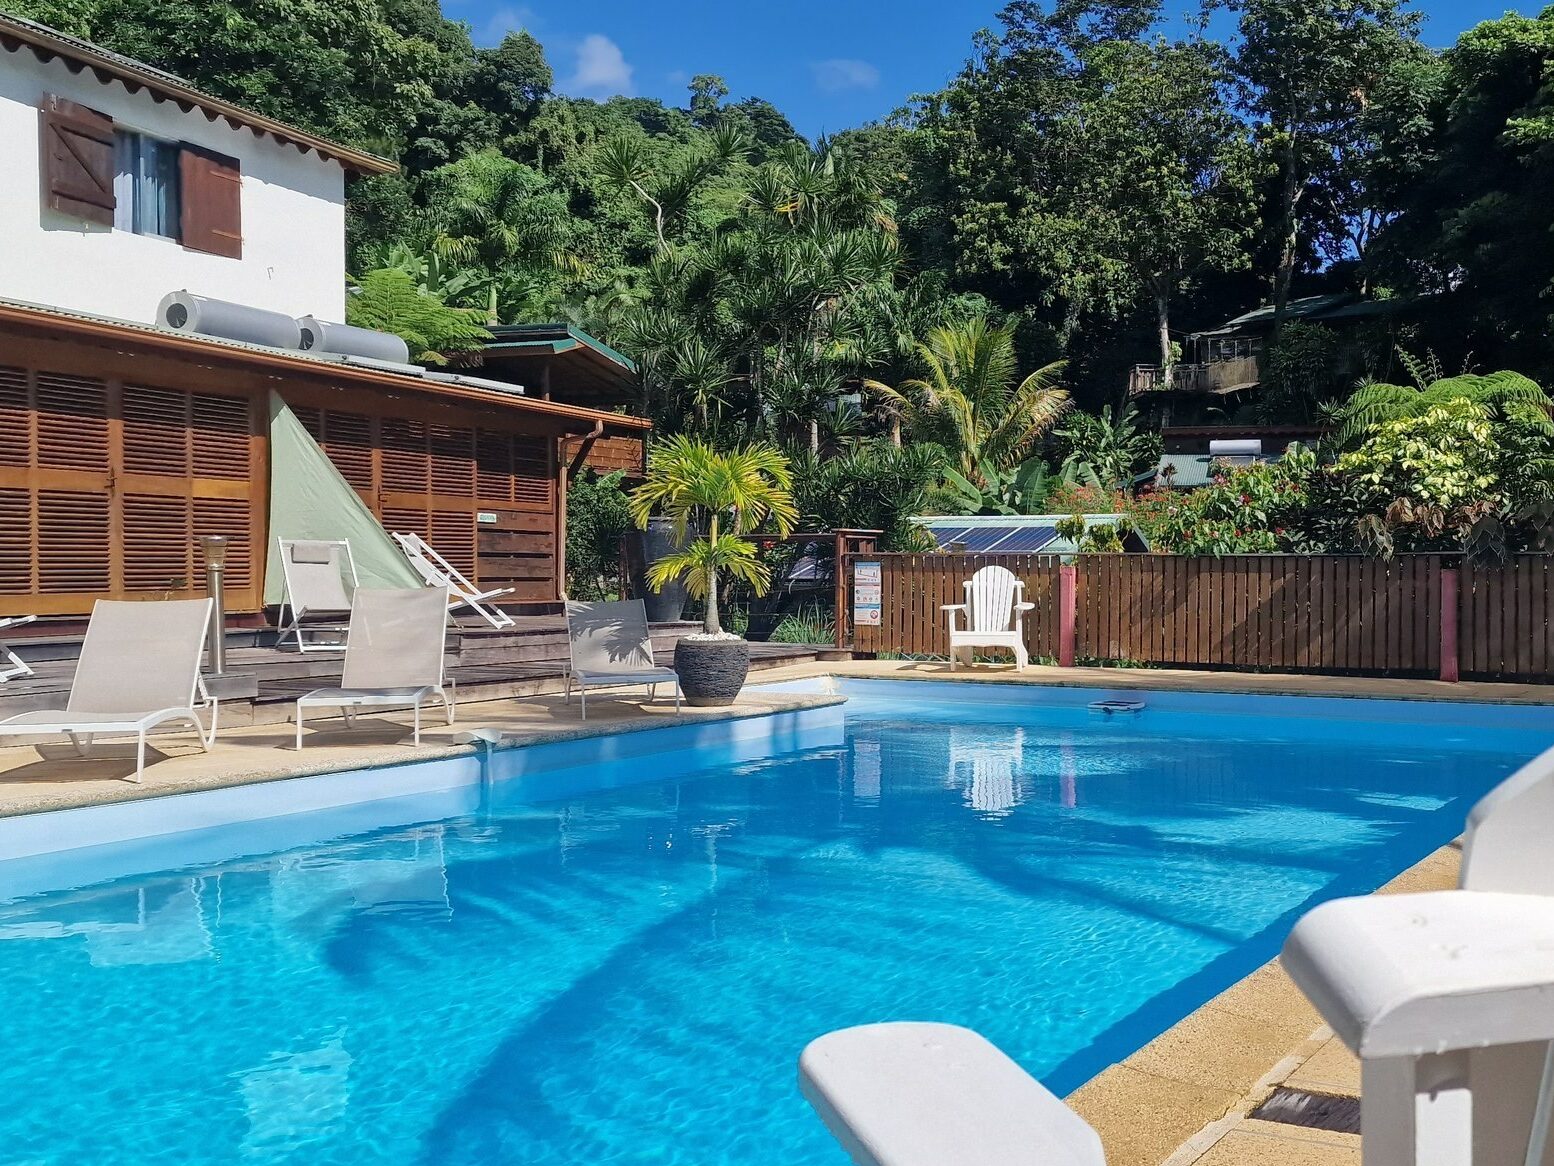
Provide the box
[852,739,881,803]
[238,1034,352,1159]
[949,726,1027,817]
[0,880,214,966]
[267,826,452,935]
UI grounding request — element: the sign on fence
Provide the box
[853,560,882,627]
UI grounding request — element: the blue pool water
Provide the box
[0,680,1550,1165]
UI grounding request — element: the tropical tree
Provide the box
[874,316,1070,478]
[419,150,580,322]
[1056,404,1161,490]
[627,437,798,635]
[1333,371,1554,448]
[1228,0,1423,325]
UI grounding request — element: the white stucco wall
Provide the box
[0,45,348,323]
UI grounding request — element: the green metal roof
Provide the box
[482,324,637,373]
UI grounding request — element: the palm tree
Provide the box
[871,316,1070,479]
[627,437,798,635]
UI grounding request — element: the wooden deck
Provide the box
[0,617,823,726]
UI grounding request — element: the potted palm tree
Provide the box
[628,436,797,706]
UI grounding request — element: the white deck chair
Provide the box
[563,600,681,720]
[294,587,456,749]
[0,615,36,681]
[943,565,1034,671]
[1283,747,1554,1166]
[0,599,216,783]
[278,539,358,652]
[392,531,515,630]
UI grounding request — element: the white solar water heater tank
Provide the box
[1208,439,1263,456]
[158,291,303,349]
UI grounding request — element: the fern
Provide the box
[345,269,492,364]
[1335,369,1552,447]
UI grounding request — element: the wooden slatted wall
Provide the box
[288,393,561,602]
[0,357,264,617]
[1461,557,1554,681]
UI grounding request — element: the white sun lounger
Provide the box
[800,1022,1106,1166]
[564,599,681,720]
[944,564,1033,671]
[294,587,456,749]
[278,538,358,652]
[0,599,216,783]
[392,531,515,630]
[0,614,36,681]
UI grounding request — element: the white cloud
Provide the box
[810,58,880,93]
[565,34,634,97]
[475,5,537,48]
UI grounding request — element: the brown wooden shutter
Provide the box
[179,146,243,258]
[40,94,115,226]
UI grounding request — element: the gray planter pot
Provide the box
[673,638,750,707]
[625,519,693,623]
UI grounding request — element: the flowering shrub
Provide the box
[1140,445,1315,555]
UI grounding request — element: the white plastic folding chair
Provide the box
[392,531,515,630]
[0,599,217,782]
[0,615,36,681]
[943,564,1034,671]
[564,599,681,720]
[294,587,456,749]
[278,539,358,652]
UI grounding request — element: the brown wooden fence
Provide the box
[846,553,1554,683]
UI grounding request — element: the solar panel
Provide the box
[988,525,1059,552]
[928,526,972,548]
[958,526,1021,551]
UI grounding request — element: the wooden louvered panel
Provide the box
[36,490,110,593]
[512,436,553,508]
[0,489,31,594]
[194,497,252,588]
[381,418,429,493]
[190,392,251,479]
[475,430,514,501]
[122,384,190,476]
[430,511,477,577]
[35,372,108,472]
[323,410,374,491]
[0,368,29,468]
[429,425,475,496]
[293,406,324,442]
[381,508,431,542]
[122,493,192,591]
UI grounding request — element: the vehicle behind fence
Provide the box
[843,553,1554,683]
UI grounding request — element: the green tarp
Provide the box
[263,391,420,605]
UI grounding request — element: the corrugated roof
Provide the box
[0,297,650,433]
[0,13,397,175]
[1146,452,1280,489]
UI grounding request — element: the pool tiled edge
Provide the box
[1067,841,1463,1166]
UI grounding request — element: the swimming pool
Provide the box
[0,679,1550,1165]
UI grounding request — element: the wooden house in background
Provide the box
[0,13,647,623]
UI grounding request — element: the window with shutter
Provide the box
[39,95,115,226]
[178,146,242,258]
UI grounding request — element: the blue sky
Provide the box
[449,0,1542,138]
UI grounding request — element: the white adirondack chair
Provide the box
[943,565,1033,671]
[1283,746,1554,1166]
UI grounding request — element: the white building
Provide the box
[0,14,396,323]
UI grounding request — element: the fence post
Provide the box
[1058,564,1077,667]
[834,530,848,651]
[1440,565,1460,683]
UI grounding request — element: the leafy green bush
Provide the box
[565,470,633,600]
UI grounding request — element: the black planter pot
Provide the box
[673,638,750,707]
[625,519,693,623]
